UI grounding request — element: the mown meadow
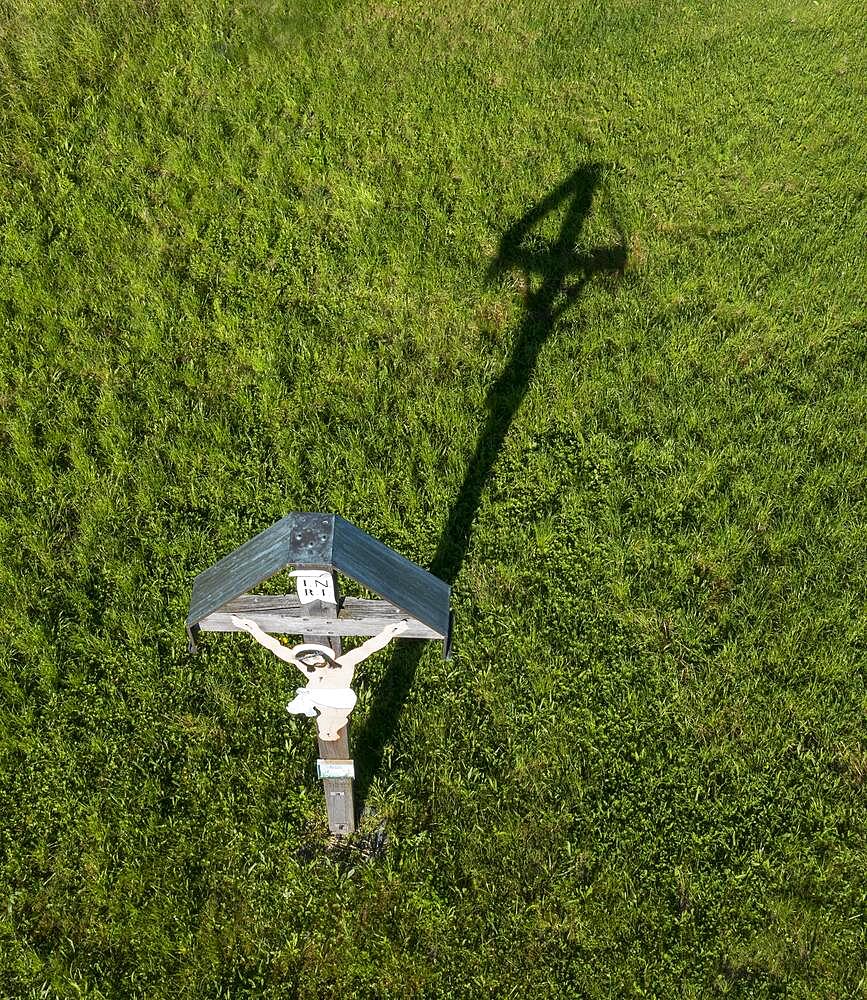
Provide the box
[1,0,865,995]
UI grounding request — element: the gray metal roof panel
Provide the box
[187,513,334,628]
[331,516,450,638]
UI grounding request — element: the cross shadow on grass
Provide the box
[353,163,627,812]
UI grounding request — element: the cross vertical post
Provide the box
[299,571,356,836]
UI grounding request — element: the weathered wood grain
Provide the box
[199,596,440,639]
[303,574,356,836]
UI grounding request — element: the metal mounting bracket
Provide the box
[316,759,356,780]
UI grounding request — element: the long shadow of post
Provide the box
[354,163,627,808]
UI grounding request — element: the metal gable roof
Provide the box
[187,512,451,642]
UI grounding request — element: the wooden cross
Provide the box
[232,590,409,835]
[186,513,451,837]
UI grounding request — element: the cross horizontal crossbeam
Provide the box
[198,595,442,640]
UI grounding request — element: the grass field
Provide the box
[1,0,866,995]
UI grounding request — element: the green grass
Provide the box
[1,0,866,995]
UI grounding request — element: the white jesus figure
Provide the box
[230,616,411,741]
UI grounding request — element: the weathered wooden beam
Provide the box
[301,576,355,837]
[317,726,354,836]
[198,595,441,640]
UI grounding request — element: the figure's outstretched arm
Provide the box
[230,616,310,668]
[231,615,408,673]
[335,620,411,670]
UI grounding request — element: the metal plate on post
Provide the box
[322,774,353,836]
[316,759,356,780]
